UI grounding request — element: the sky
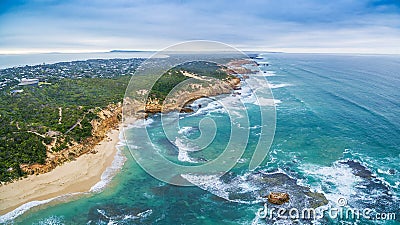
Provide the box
[0,0,400,54]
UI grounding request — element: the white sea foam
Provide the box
[259,167,299,181]
[274,99,282,105]
[91,130,127,192]
[181,173,261,204]
[97,209,108,218]
[377,168,395,175]
[268,83,291,89]
[189,97,213,107]
[0,192,84,223]
[0,198,57,223]
[244,95,281,107]
[178,126,194,135]
[187,73,282,119]
[129,118,154,128]
[250,125,261,129]
[122,214,139,220]
[90,146,127,192]
[394,181,400,189]
[237,158,248,164]
[342,149,399,195]
[178,150,191,163]
[94,208,152,223]
[35,215,65,225]
[181,174,230,200]
[254,97,281,106]
[189,99,226,117]
[232,76,282,107]
[297,158,399,210]
[0,130,128,223]
[137,209,153,218]
[299,162,363,206]
[252,70,276,77]
[175,138,198,163]
[263,71,276,77]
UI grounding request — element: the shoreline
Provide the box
[0,59,250,221]
[0,124,125,219]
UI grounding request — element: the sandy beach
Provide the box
[0,126,123,216]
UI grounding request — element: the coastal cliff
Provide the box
[19,75,241,176]
[125,73,241,118]
[20,103,122,175]
[149,76,240,113]
[16,59,247,179]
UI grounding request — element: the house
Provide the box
[18,78,39,86]
[10,89,24,95]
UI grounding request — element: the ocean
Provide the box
[2,53,400,224]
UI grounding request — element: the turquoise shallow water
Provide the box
[5,53,400,224]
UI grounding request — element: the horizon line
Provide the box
[1,49,399,55]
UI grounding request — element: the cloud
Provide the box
[0,0,399,53]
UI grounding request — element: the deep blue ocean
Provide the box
[3,53,400,224]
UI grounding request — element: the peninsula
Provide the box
[0,57,250,215]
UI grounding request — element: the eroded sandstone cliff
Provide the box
[20,103,122,175]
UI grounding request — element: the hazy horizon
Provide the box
[1,0,400,54]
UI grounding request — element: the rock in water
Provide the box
[180,107,194,113]
[267,192,290,205]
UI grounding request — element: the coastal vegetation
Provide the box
[148,61,234,102]
[0,58,234,182]
[0,76,131,182]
